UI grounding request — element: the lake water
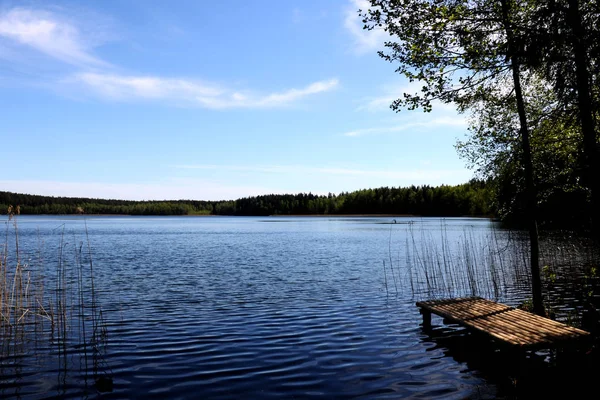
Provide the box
[0,216,594,399]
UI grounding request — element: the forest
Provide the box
[3,0,599,233]
[361,0,599,234]
[361,0,600,315]
[0,180,492,217]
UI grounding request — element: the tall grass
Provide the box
[382,219,600,324]
[0,207,112,392]
[405,226,531,301]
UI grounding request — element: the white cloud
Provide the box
[0,165,473,201]
[343,116,467,137]
[0,179,283,201]
[348,80,468,137]
[172,163,466,182]
[72,73,222,100]
[350,81,467,136]
[358,94,397,112]
[359,75,470,113]
[253,79,339,107]
[175,164,370,175]
[0,168,470,201]
[72,72,339,109]
[0,8,106,67]
[0,7,337,109]
[344,0,388,55]
[357,81,445,113]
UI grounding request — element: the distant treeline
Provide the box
[0,181,492,217]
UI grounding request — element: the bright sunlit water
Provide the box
[3,215,586,399]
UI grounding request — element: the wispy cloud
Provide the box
[71,73,339,109]
[175,164,371,175]
[0,179,283,201]
[71,73,222,100]
[172,163,465,182]
[357,80,469,114]
[0,168,470,200]
[343,116,467,137]
[344,0,388,55]
[0,8,106,67]
[357,81,441,113]
[249,79,339,107]
[0,6,338,109]
[358,94,397,112]
[349,81,467,136]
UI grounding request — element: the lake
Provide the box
[0,216,595,399]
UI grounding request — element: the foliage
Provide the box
[362,0,552,313]
[362,0,599,231]
[457,80,590,227]
[0,181,493,217]
[362,0,515,113]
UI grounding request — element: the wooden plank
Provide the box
[489,310,581,342]
[417,297,497,321]
[467,315,549,346]
[465,310,546,344]
[416,297,591,349]
[418,299,510,326]
[419,297,510,319]
[482,311,556,342]
[463,316,531,345]
[510,308,586,335]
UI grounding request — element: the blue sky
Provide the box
[0,0,473,201]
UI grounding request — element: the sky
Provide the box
[0,0,474,201]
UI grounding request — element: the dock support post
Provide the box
[421,309,432,331]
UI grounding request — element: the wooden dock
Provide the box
[416,297,591,350]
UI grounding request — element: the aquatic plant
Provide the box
[380,219,600,329]
[392,221,524,302]
[0,206,112,393]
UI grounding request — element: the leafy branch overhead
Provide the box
[361,0,600,316]
[361,0,520,113]
[361,0,599,232]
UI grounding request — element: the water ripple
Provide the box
[1,216,540,399]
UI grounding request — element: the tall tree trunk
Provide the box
[566,0,599,236]
[500,0,544,315]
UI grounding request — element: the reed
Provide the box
[392,220,600,327]
[0,207,112,392]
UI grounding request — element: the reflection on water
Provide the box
[421,323,598,399]
[0,216,598,399]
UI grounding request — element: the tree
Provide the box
[499,0,543,315]
[541,0,599,234]
[456,79,586,227]
[362,0,545,314]
[453,0,600,232]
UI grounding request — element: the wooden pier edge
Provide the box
[416,297,592,351]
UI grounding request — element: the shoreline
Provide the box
[7,213,493,219]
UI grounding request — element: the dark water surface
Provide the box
[1,216,593,399]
